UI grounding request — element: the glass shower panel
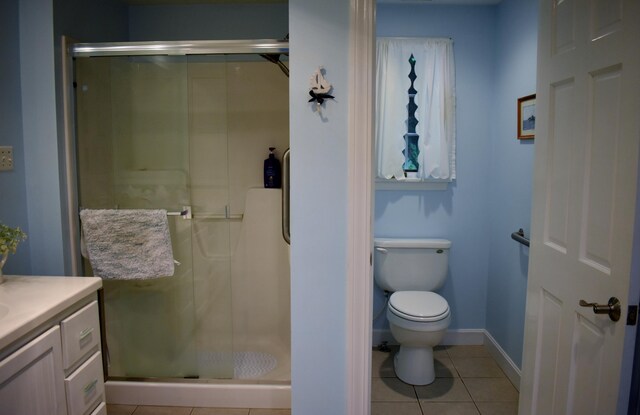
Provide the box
[74,55,234,379]
[186,55,234,378]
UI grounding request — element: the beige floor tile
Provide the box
[434,345,449,359]
[476,402,519,415]
[452,357,505,378]
[446,345,490,358]
[463,378,519,402]
[420,402,480,415]
[371,377,417,402]
[371,401,423,415]
[107,405,137,415]
[415,378,472,402]
[193,408,250,415]
[248,409,291,415]
[132,406,192,415]
[435,356,459,378]
[372,349,396,378]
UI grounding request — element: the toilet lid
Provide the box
[388,291,450,322]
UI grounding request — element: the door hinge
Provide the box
[627,305,638,326]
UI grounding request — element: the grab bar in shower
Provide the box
[282,148,291,245]
[511,228,530,247]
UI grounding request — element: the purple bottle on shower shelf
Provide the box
[264,147,281,189]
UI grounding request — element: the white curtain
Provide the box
[376,38,456,180]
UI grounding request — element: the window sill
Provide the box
[375,178,450,191]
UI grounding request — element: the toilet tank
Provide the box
[373,238,451,292]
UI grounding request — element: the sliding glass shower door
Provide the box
[74,47,290,382]
[75,55,234,379]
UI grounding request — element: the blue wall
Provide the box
[128,3,288,41]
[485,0,538,369]
[0,0,129,277]
[375,5,498,332]
[0,0,30,275]
[289,1,349,413]
[376,1,538,369]
[19,0,65,275]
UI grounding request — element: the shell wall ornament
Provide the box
[308,67,334,113]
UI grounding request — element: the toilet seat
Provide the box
[388,291,450,322]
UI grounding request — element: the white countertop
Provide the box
[0,275,102,351]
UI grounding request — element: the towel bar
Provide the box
[511,228,530,247]
[166,206,192,220]
[167,206,243,221]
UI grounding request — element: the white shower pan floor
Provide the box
[198,351,277,379]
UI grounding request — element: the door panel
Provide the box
[520,1,640,414]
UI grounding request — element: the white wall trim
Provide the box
[346,0,375,413]
[483,331,522,391]
[105,381,290,408]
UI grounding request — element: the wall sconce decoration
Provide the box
[308,67,334,112]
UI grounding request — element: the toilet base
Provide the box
[394,345,435,385]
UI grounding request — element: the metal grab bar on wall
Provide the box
[282,148,291,245]
[511,228,530,247]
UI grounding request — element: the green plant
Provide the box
[0,223,27,257]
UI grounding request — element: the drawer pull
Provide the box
[84,378,98,396]
[79,327,94,341]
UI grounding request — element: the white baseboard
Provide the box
[483,331,521,391]
[372,328,521,390]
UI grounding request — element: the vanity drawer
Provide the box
[90,402,106,415]
[60,301,100,370]
[64,351,104,415]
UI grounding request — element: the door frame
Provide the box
[346,0,375,413]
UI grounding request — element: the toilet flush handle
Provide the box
[375,247,388,253]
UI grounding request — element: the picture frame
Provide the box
[517,94,536,139]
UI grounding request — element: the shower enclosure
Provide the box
[66,39,290,404]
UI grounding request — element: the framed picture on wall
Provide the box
[517,94,536,139]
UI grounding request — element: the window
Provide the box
[376,38,456,185]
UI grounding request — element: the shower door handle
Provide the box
[282,148,291,245]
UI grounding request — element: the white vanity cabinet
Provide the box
[60,300,105,415]
[0,276,104,415]
[0,326,67,415]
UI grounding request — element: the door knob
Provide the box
[579,297,621,322]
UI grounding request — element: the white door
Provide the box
[519,1,640,414]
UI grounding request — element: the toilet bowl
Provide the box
[387,291,451,385]
[373,238,452,385]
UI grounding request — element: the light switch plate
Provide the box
[0,146,14,171]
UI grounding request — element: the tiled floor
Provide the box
[108,344,516,415]
[371,344,519,415]
[106,406,290,415]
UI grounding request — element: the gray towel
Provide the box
[80,209,175,280]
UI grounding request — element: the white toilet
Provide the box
[374,238,452,385]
